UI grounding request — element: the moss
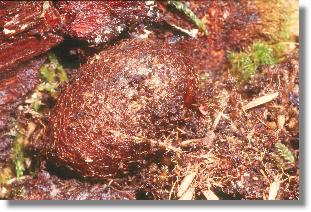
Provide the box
[249,0,298,64]
[251,42,276,65]
[254,0,298,43]
[229,41,276,81]
[13,145,25,179]
[40,53,68,84]
[11,125,26,180]
[40,66,56,83]
[7,52,69,180]
[28,52,68,111]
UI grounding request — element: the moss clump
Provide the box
[26,53,68,112]
[229,41,276,81]
[251,42,277,65]
[0,167,13,184]
[252,0,298,61]
[8,52,69,180]
[40,53,68,84]
[253,0,298,42]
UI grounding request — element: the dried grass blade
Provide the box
[202,189,219,200]
[179,187,195,200]
[243,92,279,111]
[177,171,197,198]
[268,177,281,200]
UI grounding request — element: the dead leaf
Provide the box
[202,189,219,200]
[212,111,223,130]
[277,115,286,130]
[180,131,216,148]
[177,171,197,198]
[179,187,195,200]
[243,92,279,111]
[268,177,281,200]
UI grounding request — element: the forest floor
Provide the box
[0,0,299,200]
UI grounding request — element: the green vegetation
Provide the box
[8,52,68,180]
[251,42,276,65]
[26,53,68,112]
[12,137,25,179]
[253,0,298,60]
[228,0,298,82]
[229,41,276,81]
[9,125,26,180]
[168,0,208,36]
[275,142,295,164]
[40,53,68,84]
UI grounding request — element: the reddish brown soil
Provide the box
[0,0,299,200]
[45,39,197,180]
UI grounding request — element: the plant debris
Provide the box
[268,176,281,200]
[275,142,295,164]
[243,92,279,111]
[177,170,197,198]
[0,0,299,200]
[202,189,219,200]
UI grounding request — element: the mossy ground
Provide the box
[0,0,299,200]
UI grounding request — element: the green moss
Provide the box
[48,53,68,82]
[40,53,68,84]
[37,82,58,94]
[11,126,25,180]
[229,41,277,82]
[40,66,56,83]
[249,0,298,64]
[229,52,256,81]
[251,42,276,65]
[4,52,69,185]
[28,52,69,111]
[168,0,208,36]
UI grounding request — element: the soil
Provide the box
[45,39,197,180]
[0,0,299,200]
